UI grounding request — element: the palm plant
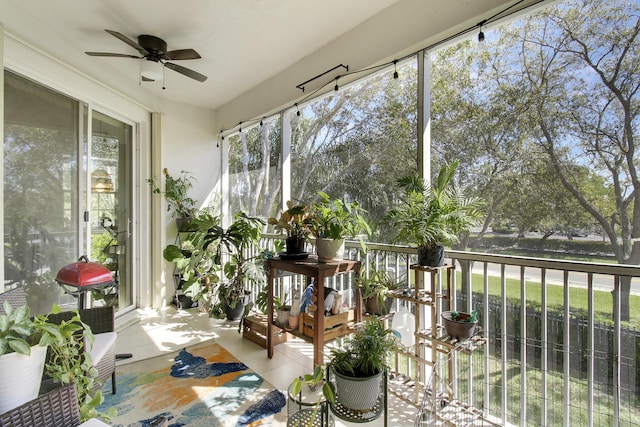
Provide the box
[388,160,483,265]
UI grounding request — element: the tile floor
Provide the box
[114,306,418,427]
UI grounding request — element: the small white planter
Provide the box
[0,344,48,413]
[277,306,290,324]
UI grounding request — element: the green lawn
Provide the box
[459,272,640,329]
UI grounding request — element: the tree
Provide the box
[493,0,640,320]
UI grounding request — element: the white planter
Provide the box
[332,366,383,412]
[277,307,290,324]
[315,238,345,262]
[0,344,48,413]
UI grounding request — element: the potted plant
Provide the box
[441,310,478,341]
[147,168,198,230]
[268,201,310,257]
[193,212,266,320]
[328,317,397,412]
[163,209,224,311]
[305,192,371,262]
[356,267,402,315]
[0,302,115,422]
[387,160,483,267]
[289,365,335,426]
[256,290,290,325]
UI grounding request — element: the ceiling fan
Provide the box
[85,29,208,82]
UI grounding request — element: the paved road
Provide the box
[471,263,640,296]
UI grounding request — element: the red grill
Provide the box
[56,256,114,309]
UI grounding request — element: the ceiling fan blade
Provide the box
[166,49,201,60]
[165,62,208,82]
[105,29,147,55]
[85,52,140,58]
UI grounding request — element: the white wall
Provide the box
[151,99,219,308]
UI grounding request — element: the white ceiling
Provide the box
[0,0,402,111]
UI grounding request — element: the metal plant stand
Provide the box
[287,381,333,427]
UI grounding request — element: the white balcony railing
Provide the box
[257,237,640,426]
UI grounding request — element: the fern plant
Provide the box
[388,160,483,251]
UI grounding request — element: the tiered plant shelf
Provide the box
[387,264,493,427]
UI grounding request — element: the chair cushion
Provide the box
[86,332,117,366]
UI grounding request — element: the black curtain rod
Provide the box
[296,64,349,92]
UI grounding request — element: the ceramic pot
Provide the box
[315,238,345,262]
[0,344,48,413]
[331,365,383,412]
[285,236,306,254]
[222,292,250,321]
[417,245,445,267]
[441,311,477,341]
[277,306,291,324]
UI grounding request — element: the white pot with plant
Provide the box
[0,301,116,421]
[0,301,49,413]
[306,192,371,263]
[328,317,397,413]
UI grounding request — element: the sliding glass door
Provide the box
[3,70,134,313]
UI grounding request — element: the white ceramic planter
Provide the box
[315,238,345,262]
[0,344,48,413]
[332,366,383,412]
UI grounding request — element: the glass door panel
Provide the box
[3,71,81,314]
[89,111,133,311]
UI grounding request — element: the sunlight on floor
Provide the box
[115,306,418,426]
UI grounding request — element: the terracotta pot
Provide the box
[288,313,299,328]
[364,295,394,315]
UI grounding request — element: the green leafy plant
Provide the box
[147,168,197,219]
[329,317,397,378]
[163,210,224,306]
[356,267,403,313]
[255,290,288,314]
[305,192,371,240]
[388,160,483,251]
[268,201,311,238]
[0,302,116,422]
[165,211,267,319]
[290,365,335,427]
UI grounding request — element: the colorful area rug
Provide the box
[98,341,287,427]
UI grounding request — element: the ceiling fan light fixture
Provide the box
[140,60,163,81]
